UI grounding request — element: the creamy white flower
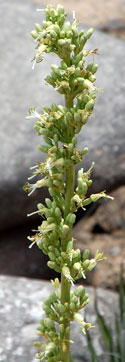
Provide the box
[45,158,54,176]
[26,110,41,120]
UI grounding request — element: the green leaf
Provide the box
[86,328,98,362]
[119,265,125,326]
[95,298,115,362]
[115,313,121,361]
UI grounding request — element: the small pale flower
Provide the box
[44,158,54,176]
[28,183,38,196]
[26,109,41,120]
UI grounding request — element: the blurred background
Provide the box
[0,0,125,290]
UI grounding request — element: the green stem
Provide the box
[60,96,75,362]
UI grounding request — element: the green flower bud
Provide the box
[46,75,55,86]
[70,302,76,311]
[72,52,83,65]
[56,303,66,314]
[35,23,42,32]
[74,286,85,297]
[74,113,81,123]
[87,259,96,271]
[86,62,93,71]
[53,180,61,187]
[70,295,78,304]
[85,99,95,111]
[83,249,90,260]
[73,262,81,272]
[63,21,71,32]
[80,147,88,156]
[89,75,96,83]
[47,261,55,269]
[60,30,65,38]
[48,252,56,261]
[82,259,90,269]
[83,79,93,89]
[66,30,72,38]
[57,256,63,264]
[87,179,92,187]
[83,197,92,206]
[66,241,73,252]
[31,30,38,39]
[68,213,76,225]
[55,207,61,219]
[44,318,55,329]
[85,28,94,40]
[92,63,98,73]
[80,293,89,306]
[45,210,52,218]
[68,143,74,153]
[72,249,81,259]
[59,324,64,336]
[49,291,58,303]
[61,224,70,237]
[45,198,52,208]
[37,144,49,153]
[57,4,65,15]
[52,24,60,34]
[46,342,56,353]
[74,312,83,323]
[66,112,72,122]
[54,248,60,257]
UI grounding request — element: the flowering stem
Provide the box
[60,97,75,362]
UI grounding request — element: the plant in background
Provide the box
[86,265,125,362]
[24,4,113,362]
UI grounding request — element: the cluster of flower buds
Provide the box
[25,4,113,360]
[34,279,93,360]
[31,4,95,67]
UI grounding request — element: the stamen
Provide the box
[32,59,36,70]
[28,174,37,181]
[29,241,36,249]
[36,9,46,12]
[30,165,38,170]
[82,272,86,279]
[27,210,39,217]
[72,10,76,20]
[28,183,37,196]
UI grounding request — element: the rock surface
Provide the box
[0,275,119,362]
[0,0,125,230]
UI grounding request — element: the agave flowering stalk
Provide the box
[24,4,113,362]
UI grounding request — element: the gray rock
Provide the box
[0,223,58,280]
[0,0,125,229]
[0,275,119,362]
